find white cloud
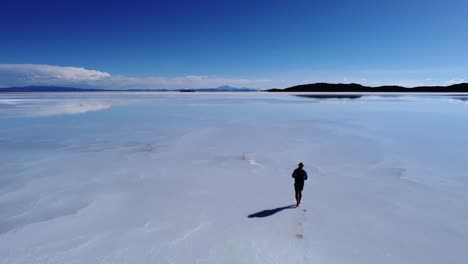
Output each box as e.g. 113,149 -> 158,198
100,75 -> 270,89
445,77 -> 468,85
0,64 -> 270,89
0,64 -> 111,83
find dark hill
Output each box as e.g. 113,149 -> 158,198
267,83 -> 468,93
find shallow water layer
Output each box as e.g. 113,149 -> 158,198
1,92 -> 468,264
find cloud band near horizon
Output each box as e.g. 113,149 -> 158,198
1,64 -> 467,90
0,64 -> 271,90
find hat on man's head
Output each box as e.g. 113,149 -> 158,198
298,162 -> 304,167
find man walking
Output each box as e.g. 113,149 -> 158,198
292,162 -> 308,207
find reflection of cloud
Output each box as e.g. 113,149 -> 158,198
1,99 -> 113,116
34,101 -> 113,116
0,99 -> 24,105
0,64 -> 270,89
450,98 -> 468,104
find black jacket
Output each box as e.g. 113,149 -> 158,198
292,168 -> 308,183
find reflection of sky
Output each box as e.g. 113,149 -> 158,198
2,93 -> 468,155
1,93 -> 468,262
2,92 -> 468,117
2,92 -> 468,176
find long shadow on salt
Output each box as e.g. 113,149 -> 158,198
247,204 -> 296,218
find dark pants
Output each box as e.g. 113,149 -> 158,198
294,182 -> 304,206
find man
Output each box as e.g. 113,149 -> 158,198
292,162 -> 308,207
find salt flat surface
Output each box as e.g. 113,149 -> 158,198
1,92 -> 468,263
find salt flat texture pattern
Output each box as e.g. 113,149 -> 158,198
1,92 -> 468,264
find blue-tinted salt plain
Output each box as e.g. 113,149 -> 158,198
1,92 -> 468,264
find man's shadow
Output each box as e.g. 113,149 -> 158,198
247,204 -> 296,218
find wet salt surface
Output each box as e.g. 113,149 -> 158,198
1,92 -> 468,264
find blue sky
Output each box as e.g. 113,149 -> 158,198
1,0 -> 467,89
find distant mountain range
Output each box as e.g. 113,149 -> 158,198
267,83 -> 468,93
0,85 -> 259,92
